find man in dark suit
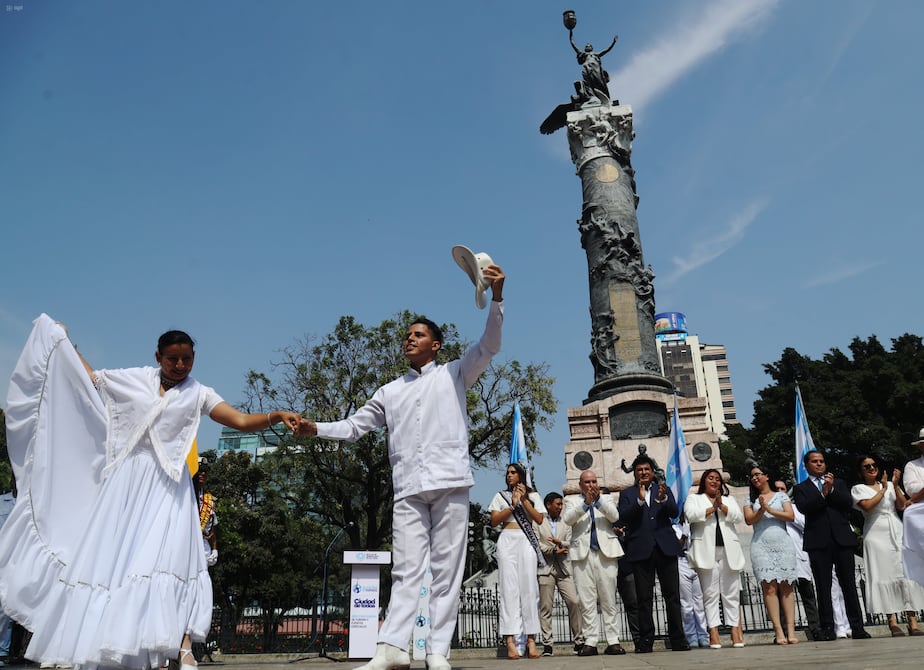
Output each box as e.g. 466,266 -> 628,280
617,454 -> 689,653
792,450 -> 870,641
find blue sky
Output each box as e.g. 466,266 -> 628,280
2,1 -> 921,509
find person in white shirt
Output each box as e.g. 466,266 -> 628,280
298,265 -> 505,670
902,429 -> 924,590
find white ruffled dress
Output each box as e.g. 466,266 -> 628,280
0,315 -> 221,669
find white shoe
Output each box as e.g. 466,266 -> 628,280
425,654 -> 451,670
354,644 -> 410,670
179,648 -> 198,670
836,632 -> 848,639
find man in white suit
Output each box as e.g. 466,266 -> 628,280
561,470 -> 625,656
537,492 -> 584,656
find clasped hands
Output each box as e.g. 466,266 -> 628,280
638,481 -> 668,503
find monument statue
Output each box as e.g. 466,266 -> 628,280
541,11 -> 671,403
570,33 -> 618,103
540,10 -> 619,135
546,12 -> 724,495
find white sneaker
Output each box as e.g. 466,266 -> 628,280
354,644 -> 410,670
425,654 -> 451,670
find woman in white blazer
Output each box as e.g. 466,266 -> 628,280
684,469 -> 745,648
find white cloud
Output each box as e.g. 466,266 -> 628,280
804,260 -> 883,289
610,0 -> 780,115
662,198 -> 767,284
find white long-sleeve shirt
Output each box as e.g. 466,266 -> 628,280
905,456 -> 924,498
315,301 -> 503,500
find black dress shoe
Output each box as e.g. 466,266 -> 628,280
576,645 -> 598,656
634,645 -> 653,654
851,629 -> 872,639
603,644 -> 626,655
670,640 -> 691,651
541,645 -> 553,657
817,629 -> 837,641
573,643 -> 583,653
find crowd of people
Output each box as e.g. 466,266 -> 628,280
489,438 -> 924,657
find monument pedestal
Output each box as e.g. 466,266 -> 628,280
563,393 -> 723,495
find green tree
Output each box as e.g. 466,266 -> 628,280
208,450 -> 328,652
731,334 -> 924,484
240,311 -> 557,553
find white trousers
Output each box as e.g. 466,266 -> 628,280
694,547 -> 740,627
378,487 -> 469,656
571,550 -> 620,646
496,531 -> 540,636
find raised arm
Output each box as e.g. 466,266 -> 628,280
569,30 -> 580,55
598,35 -> 619,57
459,265 -> 505,388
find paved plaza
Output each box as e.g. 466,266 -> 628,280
4,627 -> 916,670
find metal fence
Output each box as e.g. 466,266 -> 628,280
206,566 -> 908,655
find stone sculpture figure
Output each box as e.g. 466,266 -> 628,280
570,33 -> 619,104
539,14 -> 619,135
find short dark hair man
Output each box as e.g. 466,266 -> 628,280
616,455 -> 689,653
299,265 -> 506,670
536,492 -> 584,656
792,450 -> 870,640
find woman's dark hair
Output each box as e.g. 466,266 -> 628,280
696,468 -> 729,496
855,454 -> 882,483
748,464 -> 772,502
506,462 -> 533,492
157,330 -> 195,354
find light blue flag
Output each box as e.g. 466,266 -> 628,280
795,384 -> 817,484
666,395 -> 693,521
508,401 -> 532,488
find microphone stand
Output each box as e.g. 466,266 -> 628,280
291,524 -> 352,663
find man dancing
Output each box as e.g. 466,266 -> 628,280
298,265 -> 506,670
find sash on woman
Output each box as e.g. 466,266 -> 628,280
501,491 -> 546,568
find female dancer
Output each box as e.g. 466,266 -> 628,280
0,316 -> 301,670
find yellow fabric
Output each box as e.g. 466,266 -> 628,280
187,438 -> 199,477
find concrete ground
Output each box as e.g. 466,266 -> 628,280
4,626 -> 919,670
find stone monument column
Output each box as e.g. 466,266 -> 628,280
566,104 -> 673,403
541,11 -> 723,494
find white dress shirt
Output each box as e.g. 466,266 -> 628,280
316,301 -> 503,500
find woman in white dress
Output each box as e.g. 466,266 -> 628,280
851,455 -> 924,636
0,316 -> 301,670
488,463 -> 545,659
683,469 -> 746,649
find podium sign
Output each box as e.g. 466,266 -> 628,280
344,551 -> 392,659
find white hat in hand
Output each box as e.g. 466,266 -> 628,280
451,245 -> 494,309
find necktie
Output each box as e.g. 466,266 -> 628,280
816,477 -> 824,492
589,504 -> 600,551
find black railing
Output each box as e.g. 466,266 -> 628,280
205,566 -> 909,654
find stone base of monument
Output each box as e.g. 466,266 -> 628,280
562,392 -> 723,495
